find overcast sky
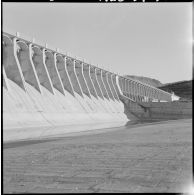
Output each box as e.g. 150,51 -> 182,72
3,3 -> 193,83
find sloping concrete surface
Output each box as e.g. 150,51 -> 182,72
3,78 -> 127,142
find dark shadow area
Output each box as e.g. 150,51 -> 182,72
3,138 -> 60,149
125,118 -> 179,127
3,126 -> 128,149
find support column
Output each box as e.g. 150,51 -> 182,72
135,82 -> 139,101
44,50 -> 65,95
126,79 -> 130,98
66,57 -> 83,97
152,88 -> 155,101
148,87 -> 150,101
123,78 -> 126,97
118,77 -> 123,94
132,81 -> 136,101
123,78 -> 126,96
125,79 -> 130,98
3,35 -> 26,91
150,88 -> 153,102
116,75 -> 123,95
106,72 -> 116,100
128,80 -> 133,100
122,78 -> 125,96
151,88 -> 154,102
16,41 -> 41,93
143,86 -> 147,102
140,84 -> 143,102
148,87 -> 151,102
75,60 -> 91,98
107,72 -> 118,100
90,66 -> 104,99
31,45 -> 54,94
111,74 -> 121,99
131,81 -> 136,101
56,55 -> 75,96
96,68 -> 109,99
141,85 -> 145,102
146,86 -> 149,102
122,78 -> 125,95
102,70 -> 114,100
140,84 -> 144,102
150,88 -> 153,101
83,63 -> 98,99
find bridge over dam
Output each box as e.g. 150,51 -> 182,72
3,32 -> 191,142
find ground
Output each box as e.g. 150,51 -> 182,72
3,119 -> 193,193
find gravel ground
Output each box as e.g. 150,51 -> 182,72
3,119 -> 193,193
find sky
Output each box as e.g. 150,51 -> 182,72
3,2 -> 193,84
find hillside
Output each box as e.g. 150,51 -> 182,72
158,80 -> 192,100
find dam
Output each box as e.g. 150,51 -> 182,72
3,32 -> 179,142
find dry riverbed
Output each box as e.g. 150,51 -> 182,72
3,119 -> 192,193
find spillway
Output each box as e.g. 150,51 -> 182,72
3,32 -> 174,142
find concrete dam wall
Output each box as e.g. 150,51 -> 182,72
120,96 -> 192,123
3,32 -> 173,142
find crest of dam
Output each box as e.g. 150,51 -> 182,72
3,32 -> 190,142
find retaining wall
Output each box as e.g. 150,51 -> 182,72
141,101 -> 192,120
121,95 -> 192,122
